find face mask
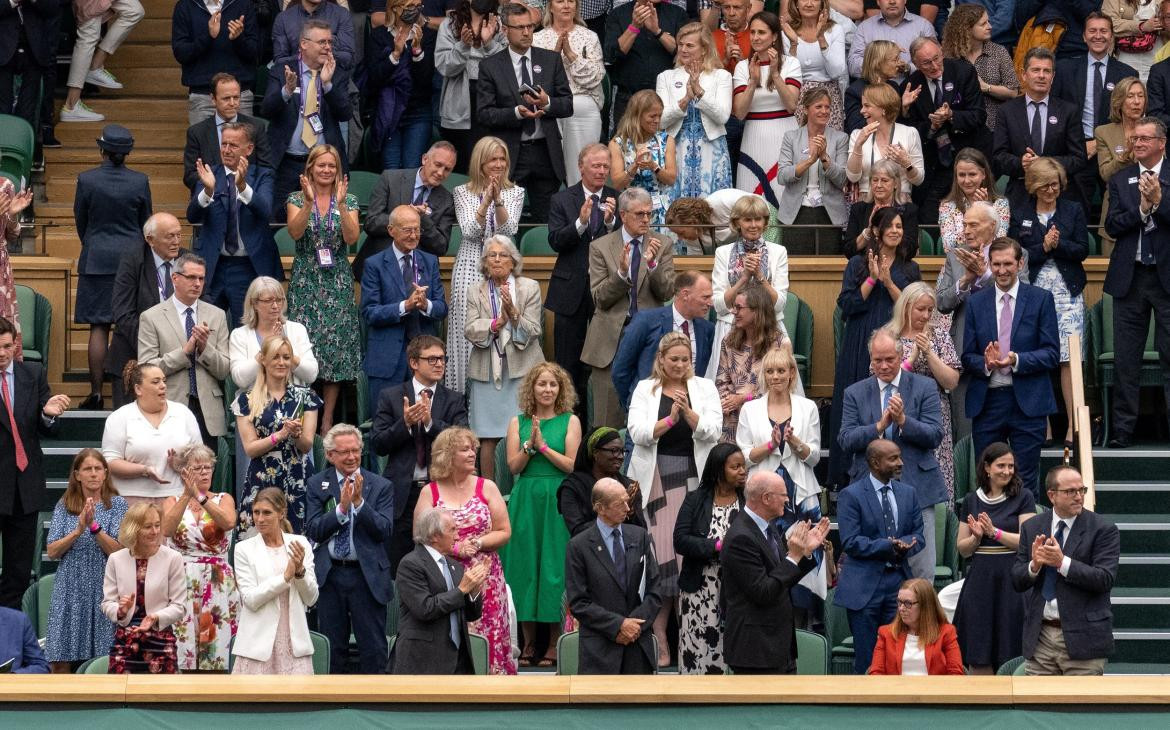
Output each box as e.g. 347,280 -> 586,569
400,6 -> 421,23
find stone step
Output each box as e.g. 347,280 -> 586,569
47,161 -> 186,182
126,18 -> 174,43
1094,482 -> 1170,515
44,147 -> 185,165
142,0 -> 181,19
55,98 -> 190,123
104,43 -> 178,69
52,119 -> 189,148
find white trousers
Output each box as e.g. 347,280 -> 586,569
67,0 -> 145,89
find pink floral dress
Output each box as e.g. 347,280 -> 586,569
0,177 -> 24,359
169,493 -> 240,670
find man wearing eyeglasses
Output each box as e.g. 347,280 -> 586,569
1012,465 -> 1119,675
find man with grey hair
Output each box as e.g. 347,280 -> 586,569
582,186 -> 675,428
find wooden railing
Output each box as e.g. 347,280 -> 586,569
1068,334 -> 1096,511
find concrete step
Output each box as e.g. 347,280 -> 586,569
1094,482 -> 1170,515
48,161 -> 185,181
44,147 -> 185,165
125,18 -> 174,43
142,0 -> 180,19
47,410 -> 111,443
52,119 -> 189,148
1113,588 -> 1170,629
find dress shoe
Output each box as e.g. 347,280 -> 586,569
1107,437 -> 1132,449
79,392 -> 103,410
41,130 -> 62,148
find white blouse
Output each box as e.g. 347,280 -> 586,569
901,634 -> 928,676
845,123 -> 925,196
533,24 -> 605,111
101,400 -> 203,498
732,55 -> 803,118
782,24 -> 848,85
229,321 -> 319,389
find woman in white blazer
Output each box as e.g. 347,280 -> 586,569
845,82 -> 925,198
228,276 -> 319,389
627,332 -> 722,667
656,22 -> 734,200
231,487 -> 319,675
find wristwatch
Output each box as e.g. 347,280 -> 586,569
654,28 -> 666,38
522,440 -> 537,455
198,495 -> 209,506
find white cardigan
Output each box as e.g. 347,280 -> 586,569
735,393 -> 822,504
656,67 -> 733,140
627,376 -> 723,509
231,533 -> 319,662
710,240 -> 790,328
228,321 -> 319,389
845,122 -> 925,196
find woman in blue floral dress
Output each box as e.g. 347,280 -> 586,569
609,89 -> 678,229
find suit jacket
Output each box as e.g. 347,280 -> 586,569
0,606 -> 48,672
736,394 -> 821,500
231,533 -> 319,662
674,487 -> 744,594
392,543 -> 482,674
557,471 -> 646,537
260,62 -> 351,168
546,182 -> 621,317
370,379 -> 468,518
105,244 -> 189,378
1104,159 -> 1170,298
74,162 -> 153,276
1008,197 -> 1089,297
1052,55 -> 1138,134
867,623 -> 964,675
611,305 -> 714,411
137,298 -> 231,436
582,228 -> 675,368
564,522 -> 661,674
1148,57 -> 1170,129
1011,509 -> 1120,661
181,113 -> 272,191
476,46 -> 574,183
961,282 -> 1060,419
0,360 -> 57,516
838,373 -> 947,509
359,168 -> 456,272
101,546 -> 187,629
902,58 -> 990,169
303,467 -> 395,605
187,163 -> 284,287
0,0 -> 56,66
360,246 -> 448,381
719,509 -> 817,671
833,475 -> 924,611
992,95 -> 1086,209
775,125 -> 849,225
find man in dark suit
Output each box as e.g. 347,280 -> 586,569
1103,116 -> 1170,449
0,316 -> 69,608
833,440 -> 925,674
360,206 -> 448,408
721,471 -> 827,675
962,237 -> 1060,496
182,73 -> 272,191
838,329 -> 945,582
564,478 -> 661,674
261,19 -> 350,223
476,2 -> 573,224
1012,465 -> 1120,675
993,47 -> 1087,216
304,423 -> 395,674
370,335 -> 469,576
1147,25 -> 1170,127
0,0 -> 56,132
612,271 -> 715,412
106,213 -> 187,408
188,122 -> 284,327
357,141 -> 457,278
0,606 -> 48,672
547,142 -> 621,421
902,37 -> 987,224
391,508 -> 486,674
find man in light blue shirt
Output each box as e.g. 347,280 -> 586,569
848,0 -> 936,81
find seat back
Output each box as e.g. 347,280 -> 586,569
953,434 -> 975,504
346,170 -> 380,214
1101,293 -> 1156,355
996,655 -> 1026,675
918,228 -> 935,256
81,655 -> 110,673
556,630 -> 580,675
783,293 -> 814,385
20,573 -> 54,638
310,630 -> 331,674
14,284 -> 51,363
494,438 -> 514,499
447,225 -> 463,256
275,227 -> 296,257
795,629 -> 830,675
443,172 -> 470,192
469,632 -> 489,675
520,225 -> 554,255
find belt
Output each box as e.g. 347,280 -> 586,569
333,558 -> 361,567
286,152 -> 310,161
1042,618 -> 1062,628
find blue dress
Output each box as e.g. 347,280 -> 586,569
616,131 -> 672,227
45,496 -> 128,662
671,103 -> 732,201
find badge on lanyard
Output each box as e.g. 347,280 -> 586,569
316,247 -> 335,268
306,112 -> 324,135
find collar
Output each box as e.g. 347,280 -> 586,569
215,113 -> 235,127
1140,158 -> 1165,177
508,47 -> 531,66
393,243 -> 416,261
414,169 -> 427,191
2,362 -> 12,380
1050,511 -> 1078,535
877,11 -> 908,26
869,474 -> 891,492
997,278 -> 1020,302
412,378 -> 436,397
743,505 -> 771,536
1088,52 -> 1108,67
878,370 -> 903,390
173,297 -> 198,319
672,304 -> 687,328
151,250 -> 169,271
622,227 -> 643,245
582,182 -> 603,199
1026,94 -> 1050,107
423,543 -> 445,563
596,516 -> 620,538
335,468 -> 358,485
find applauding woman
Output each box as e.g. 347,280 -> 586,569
782,0 -> 847,129
846,84 -> 924,199
558,427 -> 646,536
715,286 -> 787,442
937,149 -> 1007,253
609,90 -> 678,228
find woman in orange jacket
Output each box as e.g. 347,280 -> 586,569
867,578 -> 965,675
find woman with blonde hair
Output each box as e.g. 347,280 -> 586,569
609,89 -> 679,228
229,276 -> 318,389
448,136 -> 526,393
782,0 -> 846,129
844,40 -> 902,134
868,578 -> 964,675
846,83 -> 924,199
1095,77 -> 1147,254
286,144 -> 361,434
940,4 -> 1018,133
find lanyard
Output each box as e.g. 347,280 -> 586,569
487,280 -> 506,360
310,195 -> 337,246
298,57 -> 324,114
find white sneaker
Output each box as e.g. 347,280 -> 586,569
85,68 -> 123,89
60,102 -> 105,122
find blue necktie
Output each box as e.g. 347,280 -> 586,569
439,557 -> 461,647
184,307 -> 198,396
765,524 -> 782,560
333,476 -> 353,558
881,383 -> 896,439
589,194 -> 602,234
880,486 -> 897,538
629,238 -> 641,316
225,171 -> 240,255
161,261 -> 173,300
1040,520 -> 1068,601
611,526 -> 627,587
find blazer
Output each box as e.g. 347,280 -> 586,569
838,373 -> 947,509
181,112 -> 272,190
546,182 -> 621,318
391,543 -> 482,674
370,380 -> 468,518
0,606 -> 48,673
231,533 -> 319,662
1104,159 -> 1170,298
776,125 -> 850,226
1052,55 -> 1138,133
626,376 -> 723,510
360,246 -> 448,380
961,282 -> 1060,419
564,522 -> 662,674
303,467 -> 395,605
0,360 -> 56,516
719,508 -> 817,671
101,546 -> 187,629
673,487 -> 744,594
833,475 -> 924,611
359,168 -> 456,270
465,276 -> 544,384
611,305 -> 715,412
845,123 -> 925,196
866,623 -> 965,675
74,162 -> 153,276
736,394 -> 821,501
0,0 -> 55,67
137,298 -> 232,436
557,471 -> 646,537
992,95 -> 1086,206
476,45 -> 574,183
902,58 -> 990,169
1148,57 -> 1170,130
710,240 -> 790,334
187,163 -> 285,289
1011,508 -> 1120,661
228,321 -> 318,388
106,245 -> 189,378
656,67 -> 733,140
260,62 -> 351,169
1008,197 -> 1089,297
581,228 -> 675,368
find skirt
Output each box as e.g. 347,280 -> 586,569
468,373 -> 521,439
108,625 -> 178,674
1033,261 -> 1084,363
645,452 -> 697,598
736,115 -> 800,206
75,274 -> 115,324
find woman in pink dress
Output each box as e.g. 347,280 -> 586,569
415,426 -> 516,675
0,178 -> 32,358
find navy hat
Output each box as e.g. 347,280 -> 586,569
96,124 -> 134,154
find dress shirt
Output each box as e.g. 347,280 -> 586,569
742,505 -> 800,565
214,113 -> 234,148
574,183 -> 608,235
875,370 -> 903,437
900,635 -> 928,675
1138,157 -> 1165,262
1083,53 -> 1109,140
412,170 -> 431,207
988,279 -> 1021,388
394,245 -> 434,317
411,376 -> 436,480
848,12 -> 936,81
329,469 -> 365,559
151,251 -> 171,302
173,297 -> 201,325
282,60 -> 334,155
671,304 -> 696,367
509,47 -> 547,140
1025,95 -> 1050,152
197,168 -> 253,256
1027,511 -> 1077,621
868,473 -> 900,528
620,226 -> 657,283
596,517 -> 624,558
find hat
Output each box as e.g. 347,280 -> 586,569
96,124 -> 134,154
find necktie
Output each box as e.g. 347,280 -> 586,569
2,372 -> 28,471
1092,61 -> 1104,123
520,56 -> 536,137
629,237 -> 641,316
415,388 -> 431,469
589,193 -> 601,233
680,320 -> 690,337
1040,520 -> 1068,601
765,524 -> 782,560
413,185 -> 427,206
998,293 -> 1013,374
880,486 -> 897,537
933,79 -> 942,108
401,252 -> 414,290
611,526 -> 627,587
161,261 -> 173,300
225,171 -> 240,255
438,557 -> 461,647
333,476 -> 353,558
881,382 -> 896,439
1141,174 -> 1157,264
184,307 -> 198,396
1030,101 -> 1044,152
300,68 -> 320,149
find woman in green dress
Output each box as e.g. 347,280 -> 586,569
285,144 -> 361,434
502,361 -> 582,668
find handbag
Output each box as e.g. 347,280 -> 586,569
1117,32 -> 1158,53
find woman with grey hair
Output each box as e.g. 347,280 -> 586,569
465,235 -> 544,481
229,276 -> 319,389
842,159 -> 920,259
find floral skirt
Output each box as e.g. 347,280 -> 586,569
108,626 -> 177,674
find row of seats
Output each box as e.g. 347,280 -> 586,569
0,114 -> 35,190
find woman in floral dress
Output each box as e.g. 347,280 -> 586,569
715,286 -> 786,443
0,178 -> 31,357
609,89 -> 678,229
937,149 -> 1008,254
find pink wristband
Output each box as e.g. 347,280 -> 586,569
627,23 -> 640,34
901,359 -> 912,371
743,392 -> 754,403
865,276 -> 877,287
270,434 -> 278,445
664,416 -> 675,428
766,440 -> 775,451
539,444 -> 550,454
994,528 -> 1002,542
715,539 -> 723,552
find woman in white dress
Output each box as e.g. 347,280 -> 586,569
782,0 -> 848,130
845,82 -> 925,199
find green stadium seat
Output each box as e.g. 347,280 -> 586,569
557,630 -> 658,674
953,434 -> 975,504
80,655 -> 109,673
918,228 -> 935,256
934,504 -> 959,590
311,630 -> 331,674
494,438 -> 513,500
795,629 -> 830,675
447,224 -> 462,256
783,293 -> 814,387
346,170 -> 380,215
275,226 -> 296,257
20,573 -> 54,639
14,284 -> 51,364
1086,229 -> 1100,256
996,655 -> 1026,675
443,172 -> 470,193
469,632 -> 489,675
520,225 -> 554,255
0,114 -> 35,186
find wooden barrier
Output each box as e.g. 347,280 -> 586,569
1068,334 -> 1096,510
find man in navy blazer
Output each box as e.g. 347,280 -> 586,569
612,271 -> 715,412
1102,116 -> 1170,448
962,237 -> 1060,497
838,329 -> 944,582
833,440 -> 924,675
360,206 -> 448,409
188,122 -> 283,327
304,424 -> 395,674
0,606 -> 48,673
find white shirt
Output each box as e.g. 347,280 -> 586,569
394,245 -> 434,317
411,377 -> 437,480
101,400 -> 203,498
742,505 -> 799,566
1138,157 -> 1164,262
900,634 -> 928,675
173,297 -> 201,327
989,279 -> 1021,388
151,251 -> 172,302
328,469 -> 364,559
214,113 -> 235,148
196,168 -> 254,257
574,183 -> 608,235
1028,511 -> 1077,621
509,47 -> 545,140
876,370 -> 903,437
672,304 -> 696,367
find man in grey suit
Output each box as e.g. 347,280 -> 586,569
137,253 -> 231,448
181,73 -> 272,191
564,478 -> 661,674
775,88 -> 849,255
391,508 -> 486,674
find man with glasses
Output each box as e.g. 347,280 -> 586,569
1012,465 -> 1120,675
271,0 -> 356,70
372,335 -> 468,575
